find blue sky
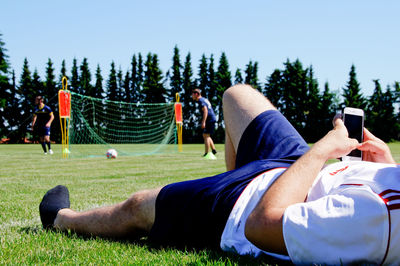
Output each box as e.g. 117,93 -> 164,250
1,0 -> 399,97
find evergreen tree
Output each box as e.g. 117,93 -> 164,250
181,52 -> 197,142
214,52 -> 232,142
244,61 -> 253,85
117,67 -> 124,101
394,81 -> 400,101
143,53 -> 165,103
182,52 -> 194,104
32,69 -> 44,98
197,54 -> 208,94
137,53 -> 144,102
382,85 -> 399,141
215,52 -> 232,99
18,58 -> 34,142
107,61 -> 118,101
44,59 -> 57,101
59,60 -> 68,88
319,82 -> 337,136
164,69 -> 171,98
244,61 -> 259,90
0,33 -> 11,138
207,54 -> 217,105
367,80 -> 398,141
394,81 -> 400,140
252,62 -> 260,90
342,64 -> 366,109
170,45 -> 182,101
44,58 -> 60,142
281,59 -> 309,134
130,53 -> 145,102
264,69 -> 284,109
103,61 -> 119,140
7,70 -> 21,142
79,58 -> 92,96
303,66 -> 323,142
366,79 -> 383,135
70,58 -> 79,93
123,70 -> 131,102
130,54 -> 139,102
234,68 -> 243,84
94,64 -> 104,98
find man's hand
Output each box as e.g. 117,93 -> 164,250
313,118 -> 360,161
201,121 -> 206,129
358,128 -> 395,164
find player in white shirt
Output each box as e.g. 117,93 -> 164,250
39,84 -> 398,265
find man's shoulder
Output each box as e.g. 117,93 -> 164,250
199,97 -> 211,106
43,105 -> 53,112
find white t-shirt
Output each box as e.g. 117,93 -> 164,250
220,161 -> 400,265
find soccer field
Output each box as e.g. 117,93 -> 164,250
0,144 -> 274,265
1,143 -> 399,264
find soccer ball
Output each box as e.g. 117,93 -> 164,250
106,149 -> 118,159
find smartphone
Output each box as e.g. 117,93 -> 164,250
342,107 -> 364,161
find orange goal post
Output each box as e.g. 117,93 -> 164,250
174,93 -> 183,152
58,76 -> 71,158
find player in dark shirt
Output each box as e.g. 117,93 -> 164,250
191,89 -> 217,157
32,96 -> 54,154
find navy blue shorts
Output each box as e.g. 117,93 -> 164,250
36,126 -> 51,137
203,120 -> 216,135
148,110 -> 309,249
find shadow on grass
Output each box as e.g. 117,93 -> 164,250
20,226 -> 293,265
19,225 -> 41,235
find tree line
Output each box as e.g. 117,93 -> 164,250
0,33 -> 399,144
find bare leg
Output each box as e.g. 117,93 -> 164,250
44,135 -> 50,143
44,135 -> 52,153
225,131 -> 236,171
222,84 -> 277,170
39,136 -> 47,153
54,188 -> 161,239
203,133 -> 211,154
209,137 -> 216,151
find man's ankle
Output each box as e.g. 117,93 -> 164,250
53,208 -> 72,230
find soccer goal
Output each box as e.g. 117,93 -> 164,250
67,91 -> 178,158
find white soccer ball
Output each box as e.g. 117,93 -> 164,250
106,148 -> 118,159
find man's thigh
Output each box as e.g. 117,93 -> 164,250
203,121 -> 215,135
235,110 -> 309,168
223,84 -> 276,152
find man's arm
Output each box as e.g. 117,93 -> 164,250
201,106 -> 208,129
32,115 -> 37,129
46,112 -> 54,128
245,119 -> 359,254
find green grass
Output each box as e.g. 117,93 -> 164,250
0,144 -> 283,265
1,143 -> 399,265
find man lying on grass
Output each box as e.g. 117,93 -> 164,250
39,84 -> 399,265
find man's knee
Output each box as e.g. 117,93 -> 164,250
203,133 -> 210,139
121,189 -> 159,232
223,84 -> 255,106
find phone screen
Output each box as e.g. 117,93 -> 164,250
344,114 -> 363,157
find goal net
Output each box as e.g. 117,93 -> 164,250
68,92 -> 178,158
